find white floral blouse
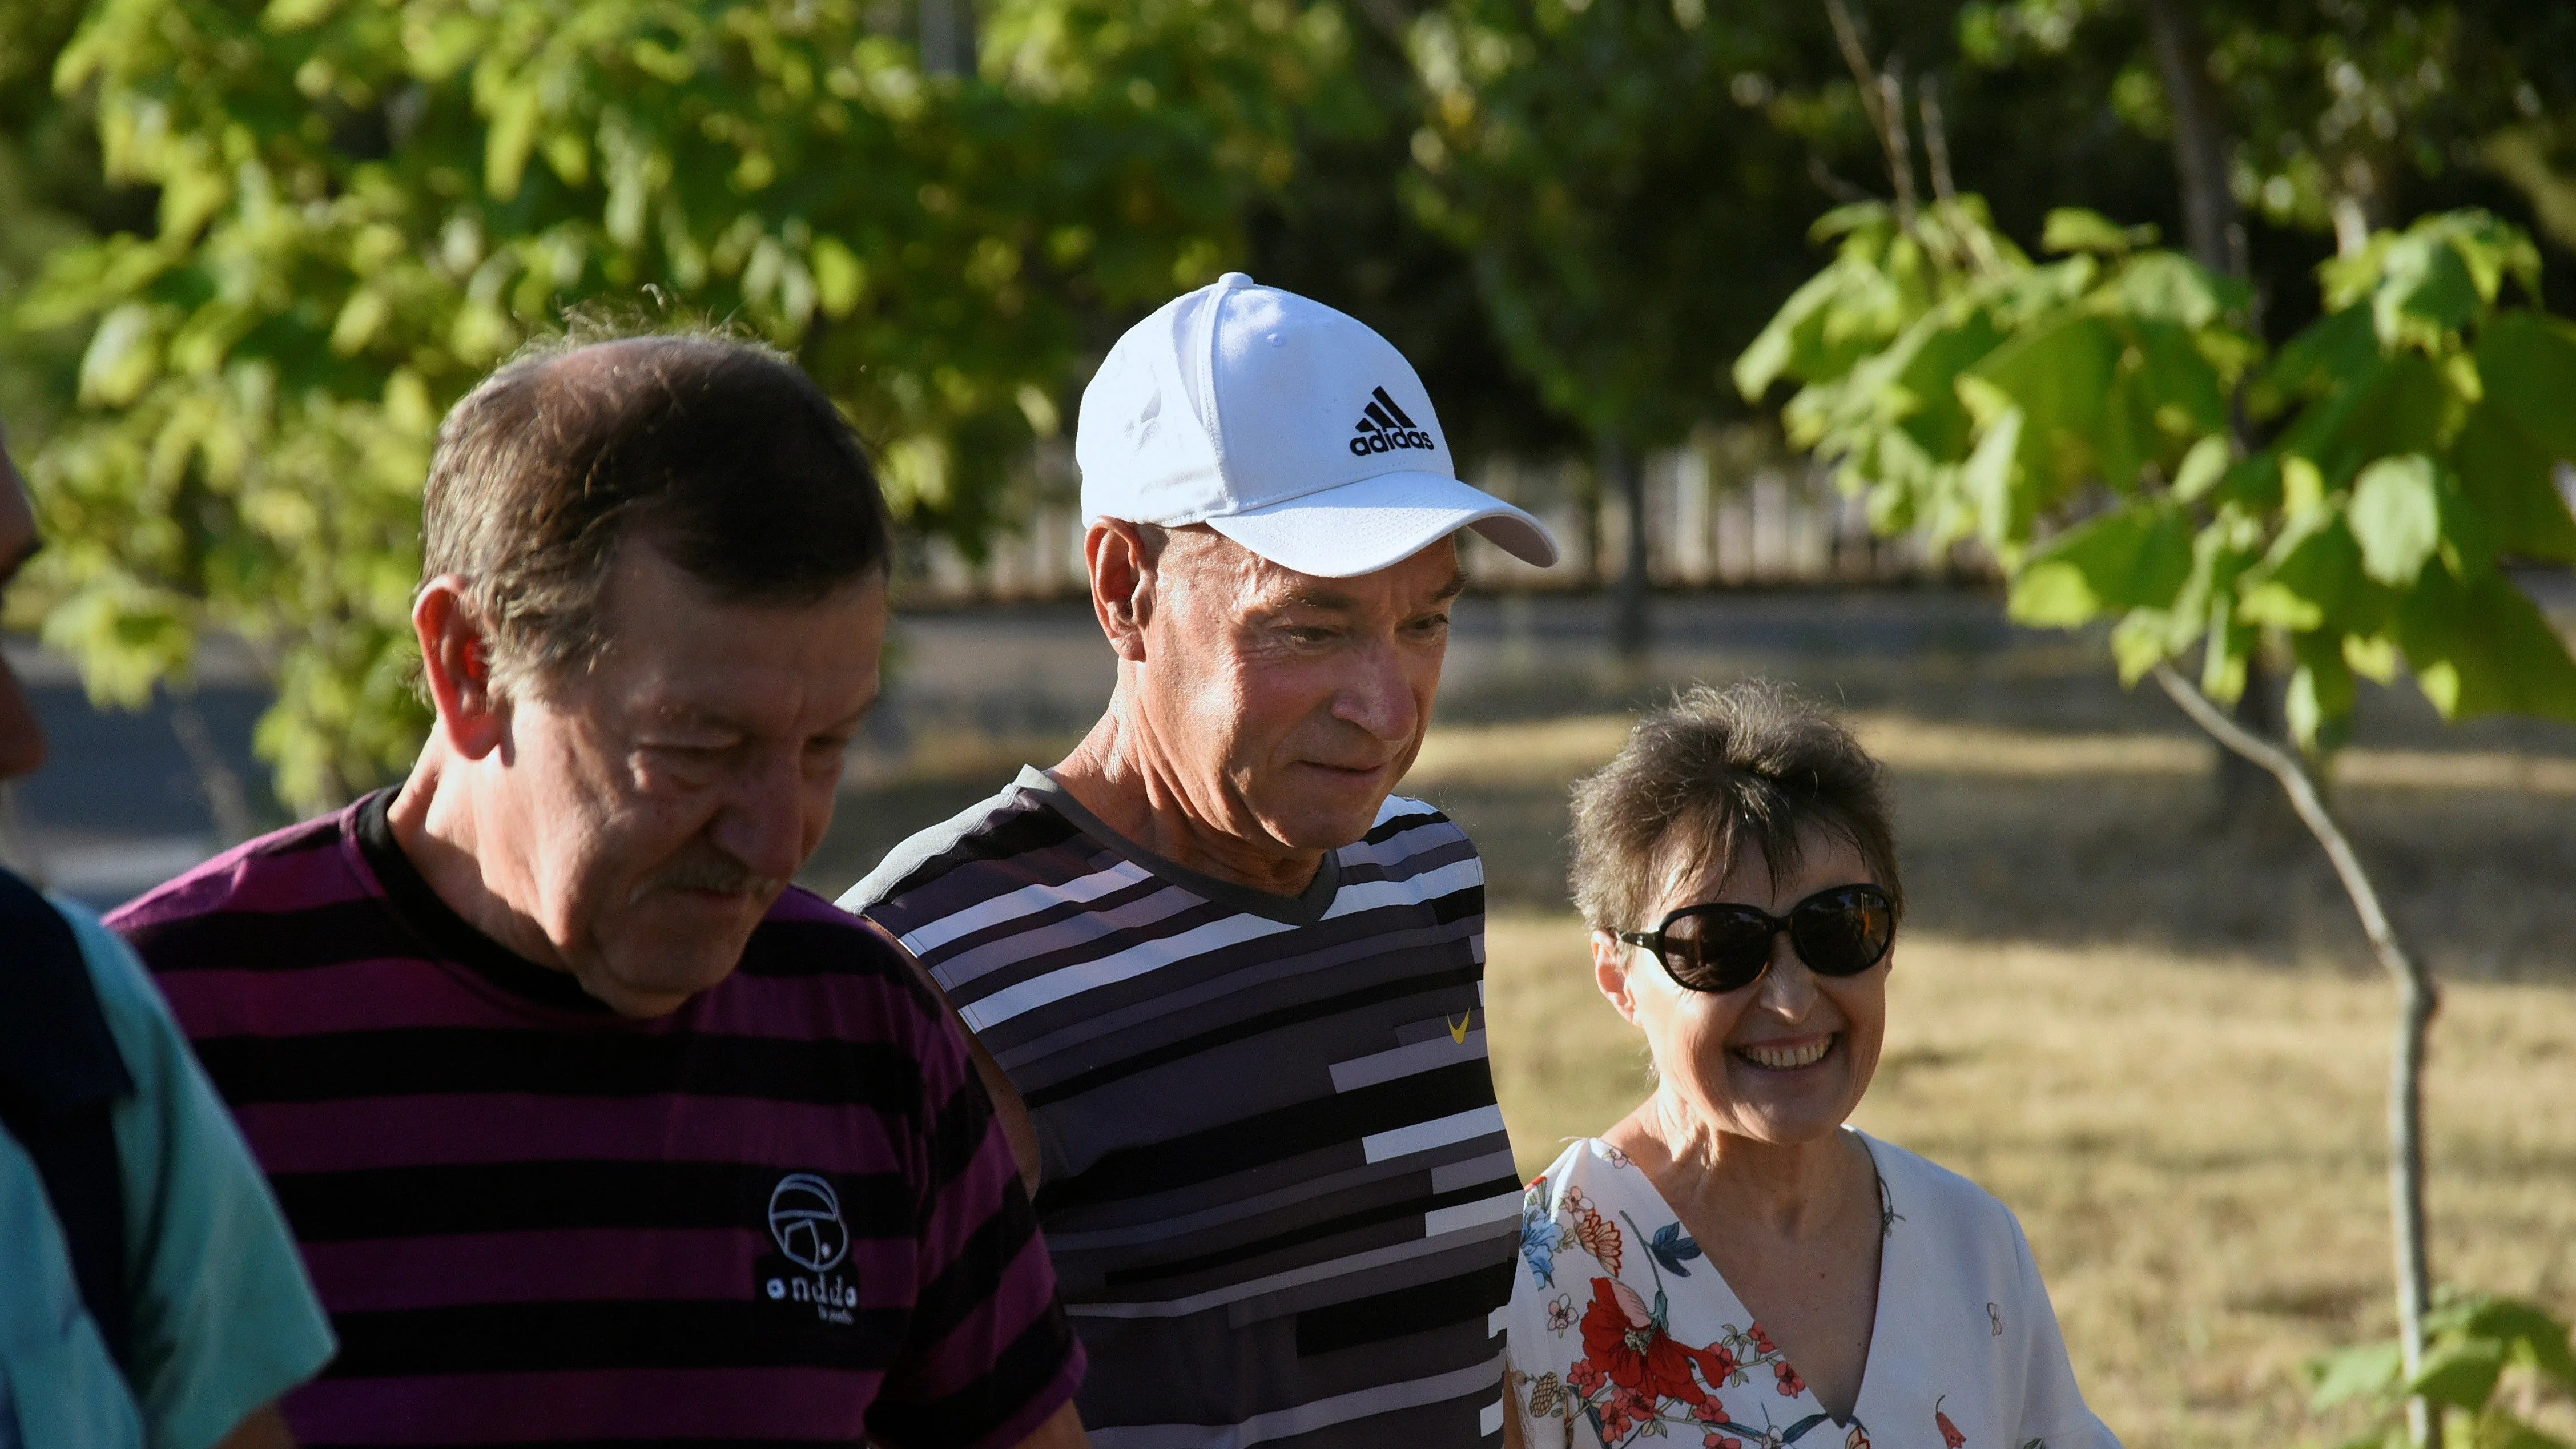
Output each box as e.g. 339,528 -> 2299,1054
1504,1133 -> 2120,1449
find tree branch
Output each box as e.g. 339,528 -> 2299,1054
1822,0 -> 1915,227
2152,661 -> 2436,1447
1918,74 -> 1956,204
1806,154 -> 1875,206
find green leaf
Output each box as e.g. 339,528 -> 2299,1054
2468,1410 -> 2573,1449
2309,1339 -> 2406,1411
2349,456 -> 2443,586
2372,232 -> 2484,352
2396,569 -> 2576,722
2172,434 -> 2230,501
2114,253 -> 2237,332
2009,503 -> 2193,626
2460,1299 -> 2576,1389
2266,307 -> 2382,406
1962,313 -> 2120,504
2287,633 -> 2357,751
261,0 -> 340,31
1960,403 -> 2025,549
2126,319 -> 2229,445
329,289 -> 391,356
2275,352 -> 2450,489
1734,255 -> 1894,400
2346,634 -> 2401,683
2456,312 -> 2576,564
484,83 -> 542,201
810,238 -> 866,318
2241,509 -> 2375,638
2110,609 -> 2179,683
77,302 -> 160,406
1809,201 -> 1897,242
2411,1339 -> 2509,1411
2203,591 -> 2248,704
1889,311 -> 2009,462
2042,208 -> 2153,256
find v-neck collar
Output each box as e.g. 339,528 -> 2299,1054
1611,1127 -> 1898,1432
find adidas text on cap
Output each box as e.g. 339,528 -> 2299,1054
1075,272 -> 1560,579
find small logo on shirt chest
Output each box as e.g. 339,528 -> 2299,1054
758,1172 -> 860,1326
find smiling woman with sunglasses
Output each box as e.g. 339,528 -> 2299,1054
1501,682 -> 2118,1449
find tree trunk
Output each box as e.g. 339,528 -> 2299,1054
919,0 -> 975,76
1606,437 -> 1651,659
2154,664 -> 2435,1448
2143,0 -> 2300,837
2141,0 -> 2243,277
2218,663 -> 2293,837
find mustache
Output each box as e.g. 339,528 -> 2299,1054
630,850 -> 783,905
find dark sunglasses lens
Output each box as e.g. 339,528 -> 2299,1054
1790,889 -> 1894,976
1661,909 -> 1774,992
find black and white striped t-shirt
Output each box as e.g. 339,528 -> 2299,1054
842,767 -> 1519,1448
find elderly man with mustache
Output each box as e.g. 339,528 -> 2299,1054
110,333 -> 1089,1449
843,273 -> 1560,1447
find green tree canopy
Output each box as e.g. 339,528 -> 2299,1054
10,0 -> 1357,807
10,0 -> 2576,808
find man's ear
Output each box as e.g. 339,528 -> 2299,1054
414,575 -> 509,760
1085,520 -> 1158,665
1592,929 -> 1643,1027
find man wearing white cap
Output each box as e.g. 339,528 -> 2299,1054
841,273 -> 1557,1446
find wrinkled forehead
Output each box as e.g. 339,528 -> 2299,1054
573,545 -> 887,722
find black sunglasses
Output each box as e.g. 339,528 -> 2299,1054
1617,883 -> 1895,994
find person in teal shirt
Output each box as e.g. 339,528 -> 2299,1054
1,428 -> 336,1447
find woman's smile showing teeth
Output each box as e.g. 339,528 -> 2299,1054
1733,1035 -> 1836,1071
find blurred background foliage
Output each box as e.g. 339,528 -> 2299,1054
5,0 -> 2576,808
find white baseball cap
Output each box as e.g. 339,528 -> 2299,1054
1075,272 -> 1559,578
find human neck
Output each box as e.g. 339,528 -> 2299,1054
1617,1086 -> 1868,1241
1048,685 -> 1325,899
385,743 -> 573,973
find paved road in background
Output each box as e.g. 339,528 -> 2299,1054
12,577 -> 2572,911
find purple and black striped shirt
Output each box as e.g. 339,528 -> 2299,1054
108,792 -> 1082,1449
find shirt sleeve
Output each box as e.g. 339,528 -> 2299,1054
866,1004 -> 1084,1449
63,904 -> 337,1449
2005,1209 -> 2122,1449
1503,1175 -> 1585,1449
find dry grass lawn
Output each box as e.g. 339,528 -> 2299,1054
1484,914 -> 2576,1449
817,702 -> 2576,1448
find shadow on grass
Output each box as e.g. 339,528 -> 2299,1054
808,748 -> 2576,982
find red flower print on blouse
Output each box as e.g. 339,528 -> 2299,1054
1747,1324 -> 1776,1355
1597,1384 -> 1658,1440
1577,1278 -> 1739,1410
1773,1361 -> 1806,1397
1936,1395 -> 1967,1449
1704,1436 -> 1743,1449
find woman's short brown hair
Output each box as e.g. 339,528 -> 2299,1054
1568,680 -> 1902,934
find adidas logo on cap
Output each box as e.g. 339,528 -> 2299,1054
1347,386 -> 1437,457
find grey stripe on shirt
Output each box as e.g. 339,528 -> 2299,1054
843,768 -> 1516,1443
